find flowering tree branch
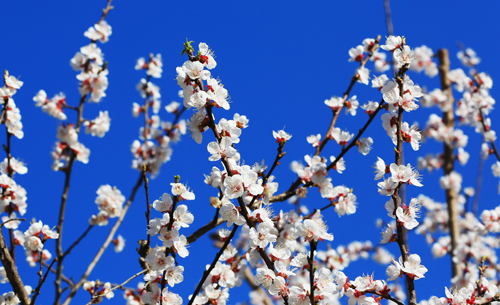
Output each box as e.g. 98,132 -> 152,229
85,269 -> 147,305
478,109 -> 500,162
269,98 -> 386,204
0,229 -> 30,305
187,224 -> 239,305
315,35 -> 382,156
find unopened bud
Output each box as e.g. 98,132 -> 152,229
210,197 -> 222,208
296,187 -> 308,199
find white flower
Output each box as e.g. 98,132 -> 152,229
153,193 -> 173,212
84,111 -> 110,137
182,60 -> 210,80
170,183 -> 195,200
356,66 -> 370,85
220,202 -> 246,227
393,45 -> 414,66
273,130 -> 292,144
84,20 -> 112,43
439,171 -> 462,193
254,268 -> 275,288
198,43 -> 217,70
223,175 -> 244,199
380,35 -> 402,52
0,158 -> 27,175
395,198 -> 421,230
390,163 -> 422,187
400,254 -> 427,279
358,137 -> 373,155
386,260 -> 402,281
113,235 -> 125,253
298,217 -> 333,242
373,157 -> 388,180
173,205 -> 194,228
207,137 -> 237,161
249,222 -> 277,249
95,185 -> 125,218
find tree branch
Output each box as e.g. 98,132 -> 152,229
437,48 -> 461,278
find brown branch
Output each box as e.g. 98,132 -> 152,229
62,174 -> 144,305
327,99 -> 386,171
2,93 -> 21,265
42,261 -> 74,286
187,225 -> 239,305
437,49 -> 461,278
308,241 -> 317,305
370,291 -> 404,305
478,109 -> 500,162
186,215 -> 223,244
303,202 -> 333,219
391,59 -> 417,305
0,218 -> 25,228
98,0 -> 114,23
142,166 -> 151,247
0,229 -> 31,305
315,108 -> 342,156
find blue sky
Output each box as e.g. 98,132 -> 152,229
1,1 -> 500,304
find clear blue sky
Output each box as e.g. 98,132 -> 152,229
1,1 -> 500,304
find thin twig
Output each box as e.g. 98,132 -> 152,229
99,0 -> 114,23
31,257 -> 57,305
86,270 -> 147,305
186,215 -> 223,244
42,261 -> 74,286
270,99 -> 386,204
478,109 -> 500,162
0,218 -> 25,228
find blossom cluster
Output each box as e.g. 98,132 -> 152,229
0,72 -> 24,139
2,14 -> 500,305
34,20 -> 113,172
131,54 -> 187,178
89,185 -> 126,226
139,182 -> 195,305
